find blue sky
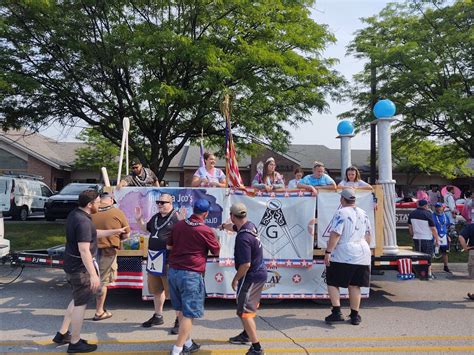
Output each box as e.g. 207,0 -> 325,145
43,0 -> 397,149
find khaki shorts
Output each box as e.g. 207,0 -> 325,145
147,273 -> 169,297
98,252 -> 118,286
468,250 -> 474,279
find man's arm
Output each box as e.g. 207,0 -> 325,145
232,263 -> 251,291
324,231 -> 341,266
78,242 -> 100,292
297,182 -> 317,194
408,224 -> 413,236
430,226 -> 440,246
459,235 -> 473,250
97,227 -> 127,238
134,207 -> 148,232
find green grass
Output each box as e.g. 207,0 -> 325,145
4,222 -> 66,251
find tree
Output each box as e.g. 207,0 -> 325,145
74,128 -> 119,174
392,139 -> 472,185
340,0 -> 473,158
0,0 -> 343,179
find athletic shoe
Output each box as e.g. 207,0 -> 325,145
246,345 -> 265,355
170,317 -> 180,334
52,331 -> 71,344
67,339 -> 97,353
229,331 -> 250,344
350,314 -> 362,325
142,314 -> 164,328
443,266 -> 452,273
183,340 -> 201,353
168,350 -> 190,355
325,311 -> 344,323
428,274 -> 436,280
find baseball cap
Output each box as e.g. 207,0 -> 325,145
434,202 -> 444,208
193,199 -> 210,214
340,189 -> 356,201
418,199 -> 428,207
230,203 -> 247,218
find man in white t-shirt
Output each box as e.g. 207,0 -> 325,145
324,189 -> 371,326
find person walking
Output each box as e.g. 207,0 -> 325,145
91,192 -> 130,321
225,203 -> 267,355
432,202 -> 452,273
167,199 -> 220,355
408,200 -> 440,280
52,190 -> 127,353
135,193 -> 181,333
324,189 -> 372,326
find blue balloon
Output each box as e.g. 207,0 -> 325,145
337,120 -> 354,135
373,99 -> 396,118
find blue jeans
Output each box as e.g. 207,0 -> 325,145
168,268 -> 205,319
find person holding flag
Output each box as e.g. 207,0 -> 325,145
191,152 -> 227,188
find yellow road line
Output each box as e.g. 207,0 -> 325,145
1,336 -> 474,347
7,346 -> 474,354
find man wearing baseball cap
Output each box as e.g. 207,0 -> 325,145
324,189 -> 372,326
432,202 -> 452,273
226,203 -> 267,355
167,199 -> 220,355
408,199 -> 440,280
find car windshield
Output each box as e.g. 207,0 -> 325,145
59,185 -> 98,195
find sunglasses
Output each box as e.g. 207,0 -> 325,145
156,201 -> 171,205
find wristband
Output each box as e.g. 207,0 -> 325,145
325,250 -> 332,254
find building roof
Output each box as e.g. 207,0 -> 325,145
0,129 -> 86,170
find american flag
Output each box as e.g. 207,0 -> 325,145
108,256 -> 143,289
222,95 -> 244,187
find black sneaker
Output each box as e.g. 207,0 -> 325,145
168,350 -> 190,355
444,266 -> 452,273
246,345 -> 265,355
67,339 -> 97,353
229,331 -> 250,344
325,311 -> 344,324
350,314 -> 362,325
183,340 -> 201,353
142,314 -> 164,328
170,317 -> 180,334
52,331 -> 71,344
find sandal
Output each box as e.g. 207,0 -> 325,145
92,310 -> 113,321
468,293 -> 474,300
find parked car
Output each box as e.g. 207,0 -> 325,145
44,183 -> 102,221
0,174 -> 54,221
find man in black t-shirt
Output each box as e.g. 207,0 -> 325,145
459,223 -> 474,300
135,193 -> 181,332
52,190 -> 127,353
224,203 -> 267,355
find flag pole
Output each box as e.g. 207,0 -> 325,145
222,95 -> 230,185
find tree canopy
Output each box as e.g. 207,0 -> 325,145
74,128 -> 119,174
341,0 -> 473,159
0,0 -> 343,178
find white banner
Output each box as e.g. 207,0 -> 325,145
317,190 -> 376,249
205,259 -> 369,299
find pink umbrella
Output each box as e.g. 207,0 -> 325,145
441,185 -> 462,199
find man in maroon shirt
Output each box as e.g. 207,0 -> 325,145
167,199 -> 220,355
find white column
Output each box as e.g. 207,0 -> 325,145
337,134 -> 354,180
377,118 -> 398,255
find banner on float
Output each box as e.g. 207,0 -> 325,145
205,259 -> 369,299
115,188 -> 316,268
317,190 -> 376,249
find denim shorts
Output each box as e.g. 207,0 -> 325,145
167,267 -> 205,319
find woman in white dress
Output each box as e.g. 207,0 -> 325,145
191,152 -> 227,187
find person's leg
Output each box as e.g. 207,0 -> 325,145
328,286 -> 341,307
95,286 -> 107,316
348,285 -> 361,311
69,304 -> 87,344
176,315 -> 193,347
59,299 -> 74,334
153,290 -> 165,315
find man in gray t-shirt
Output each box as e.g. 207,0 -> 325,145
118,160 -> 160,187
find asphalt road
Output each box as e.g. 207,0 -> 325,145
0,263 -> 473,354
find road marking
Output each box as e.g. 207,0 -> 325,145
1,336 -> 474,346
6,346 -> 474,354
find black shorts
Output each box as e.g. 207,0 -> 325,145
236,280 -> 265,318
413,239 -> 434,261
66,271 -> 94,306
326,262 -> 370,288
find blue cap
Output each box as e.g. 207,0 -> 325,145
193,199 -> 210,214
418,199 -> 428,207
435,202 -> 444,208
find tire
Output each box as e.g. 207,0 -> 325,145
19,206 -> 29,221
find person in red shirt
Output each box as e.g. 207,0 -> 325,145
167,199 -> 220,355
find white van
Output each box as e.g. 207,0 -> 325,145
0,175 -> 54,221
